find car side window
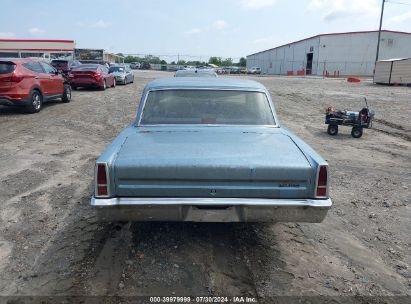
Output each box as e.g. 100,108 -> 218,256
22,62 -> 45,74
41,62 -> 57,74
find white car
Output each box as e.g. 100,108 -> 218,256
248,67 -> 262,74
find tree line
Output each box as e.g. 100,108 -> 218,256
120,54 -> 246,67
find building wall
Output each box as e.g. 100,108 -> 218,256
318,32 -> 411,76
247,37 -> 320,75
247,31 -> 411,76
0,39 -> 75,60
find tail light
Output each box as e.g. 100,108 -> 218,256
10,73 -> 24,83
94,72 -> 102,80
95,163 -> 110,197
315,165 -> 328,198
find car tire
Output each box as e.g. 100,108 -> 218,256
327,125 -> 338,136
101,80 -> 106,91
124,77 -> 127,85
62,84 -> 72,103
26,90 -> 43,113
72,85 -> 77,90
351,127 -> 363,138
112,78 -> 116,88
131,76 -> 134,83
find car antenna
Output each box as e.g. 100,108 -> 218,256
364,97 -> 368,109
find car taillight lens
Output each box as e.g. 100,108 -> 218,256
10,73 -> 24,83
94,72 -> 102,79
316,165 -> 328,197
96,163 -> 109,197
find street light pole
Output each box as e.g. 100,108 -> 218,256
375,0 -> 386,63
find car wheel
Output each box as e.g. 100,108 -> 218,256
112,78 -> 116,88
327,125 -> 338,136
26,90 -> 43,113
62,84 -> 72,103
131,76 -> 134,83
124,77 -> 127,85
101,80 -> 106,91
351,127 -> 363,138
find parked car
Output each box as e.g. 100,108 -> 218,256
248,67 -> 262,74
91,78 -> 332,222
69,64 -> 116,90
174,69 -> 217,77
140,62 -> 151,70
0,58 -> 72,113
130,62 -> 140,69
109,65 -> 134,85
229,67 -> 241,74
50,60 -> 82,75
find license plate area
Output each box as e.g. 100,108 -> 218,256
187,206 -> 240,222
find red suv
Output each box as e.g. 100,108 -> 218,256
69,64 -> 116,90
0,58 -> 72,113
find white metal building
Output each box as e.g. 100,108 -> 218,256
246,30 -> 411,76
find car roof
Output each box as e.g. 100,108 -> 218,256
175,69 -> 217,77
145,77 -> 267,91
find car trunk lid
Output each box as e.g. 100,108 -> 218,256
70,70 -> 97,79
113,128 -> 314,199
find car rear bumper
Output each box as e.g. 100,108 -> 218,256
115,77 -> 127,83
0,97 -> 31,106
90,197 -> 332,223
70,79 -> 102,87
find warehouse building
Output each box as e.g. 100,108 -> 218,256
0,39 -> 75,60
246,30 -> 411,76
0,39 -> 123,63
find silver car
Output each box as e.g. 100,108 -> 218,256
108,65 -> 134,85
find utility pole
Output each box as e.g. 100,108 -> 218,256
375,0 -> 386,63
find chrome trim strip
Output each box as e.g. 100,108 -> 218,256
91,197 -> 332,208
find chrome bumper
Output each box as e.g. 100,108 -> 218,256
90,197 -> 332,223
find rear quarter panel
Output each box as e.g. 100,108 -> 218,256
95,125 -> 136,196
280,127 -> 329,198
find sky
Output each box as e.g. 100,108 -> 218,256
1,0 -> 411,62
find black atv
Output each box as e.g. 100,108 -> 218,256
325,98 -> 375,138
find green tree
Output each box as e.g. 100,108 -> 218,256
238,57 -> 246,67
208,57 -> 222,66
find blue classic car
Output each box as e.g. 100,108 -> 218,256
91,78 -> 332,222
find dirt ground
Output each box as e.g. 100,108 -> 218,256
0,71 -> 409,303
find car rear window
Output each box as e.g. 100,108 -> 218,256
51,61 -> 68,67
72,65 -> 98,71
0,62 -> 16,74
109,66 -> 125,73
140,90 -> 275,125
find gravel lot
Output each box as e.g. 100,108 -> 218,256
0,71 -> 410,303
